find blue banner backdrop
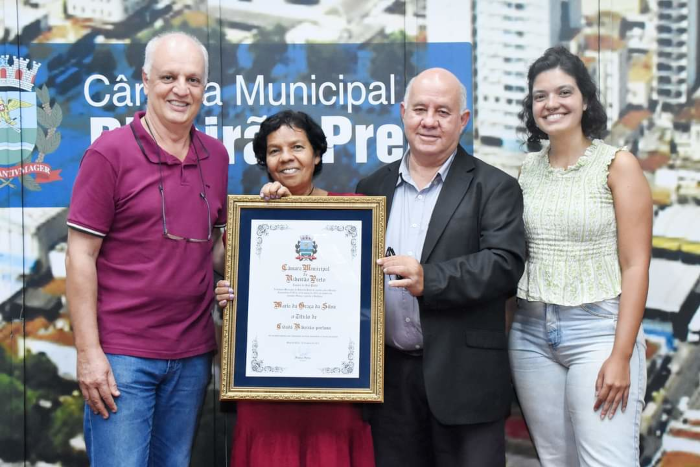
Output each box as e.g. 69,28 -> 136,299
3,42 -> 473,207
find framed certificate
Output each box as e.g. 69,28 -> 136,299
220,195 -> 385,402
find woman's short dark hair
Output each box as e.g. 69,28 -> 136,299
252,110 -> 327,177
519,46 -> 607,145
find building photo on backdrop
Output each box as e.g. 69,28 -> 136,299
1,0 -> 699,466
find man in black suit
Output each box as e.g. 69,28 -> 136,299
356,68 -> 526,466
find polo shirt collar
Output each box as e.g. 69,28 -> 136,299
132,110 -> 208,166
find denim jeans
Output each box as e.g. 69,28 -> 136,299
508,297 -> 646,467
84,352 -> 212,467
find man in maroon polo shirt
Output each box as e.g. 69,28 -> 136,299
65,32 -> 228,466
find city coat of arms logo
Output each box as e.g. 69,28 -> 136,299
295,235 -> 318,261
0,55 -> 62,191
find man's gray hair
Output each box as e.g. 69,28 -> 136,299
143,32 -> 209,84
403,75 -> 468,113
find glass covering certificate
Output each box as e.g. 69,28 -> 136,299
220,195 -> 385,402
246,220 -> 361,378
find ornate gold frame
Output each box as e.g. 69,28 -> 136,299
220,195 -> 385,402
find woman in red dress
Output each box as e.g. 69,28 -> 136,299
215,110 -> 375,467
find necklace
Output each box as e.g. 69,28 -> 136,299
304,184 -> 315,196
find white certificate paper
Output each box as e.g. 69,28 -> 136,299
246,220 -> 362,378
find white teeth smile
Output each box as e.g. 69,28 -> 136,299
545,114 -> 565,121
169,101 -> 188,107
281,168 -> 299,174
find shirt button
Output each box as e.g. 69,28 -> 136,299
415,344 -> 422,350
405,317 -> 411,323
417,195 -> 423,200
411,223 -> 418,228
407,251 -> 414,256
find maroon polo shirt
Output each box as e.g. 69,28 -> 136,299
68,111 -> 228,359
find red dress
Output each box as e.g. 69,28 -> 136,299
230,193 -> 375,467
231,402 -> 374,467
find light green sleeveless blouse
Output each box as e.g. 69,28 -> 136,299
517,139 -> 622,306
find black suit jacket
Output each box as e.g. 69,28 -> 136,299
356,145 -> 526,425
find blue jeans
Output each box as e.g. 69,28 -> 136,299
84,353 -> 212,467
509,297 -> 646,467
